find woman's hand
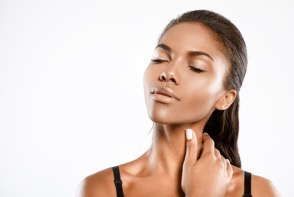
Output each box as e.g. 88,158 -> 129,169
181,129 -> 233,197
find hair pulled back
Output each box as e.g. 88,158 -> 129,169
159,10 -> 247,167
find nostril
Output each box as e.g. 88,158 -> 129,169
160,74 -> 166,82
159,72 -> 178,84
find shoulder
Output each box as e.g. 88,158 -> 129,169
251,174 -> 281,197
75,167 -> 116,197
75,154 -> 146,197
227,166 -> 280,197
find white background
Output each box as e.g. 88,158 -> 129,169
1,0 -> 293,196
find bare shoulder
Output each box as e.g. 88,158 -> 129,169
251,174 -> 281,197
227,166 -> 280,197
75,167 -> 116,197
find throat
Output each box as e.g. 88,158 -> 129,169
146,123 -> 204,177
146,124 -> 188,177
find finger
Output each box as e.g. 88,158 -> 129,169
215,148 -> 221,160
226,159 -> 233,178
201,133 -> 215,156
183,129 -> 198,166
222,156 -> 227,169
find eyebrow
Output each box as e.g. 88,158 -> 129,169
156,43 -> 214,62
188,51 -> 214,62
156,43 -> 172,53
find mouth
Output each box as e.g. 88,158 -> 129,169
151,87 -> 181,102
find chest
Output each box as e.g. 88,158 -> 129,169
122,176 -> 184,197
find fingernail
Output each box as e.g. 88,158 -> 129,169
186,129 -> 193,140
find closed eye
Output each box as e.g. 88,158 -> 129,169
189,66 -> 205,73
151,59 -> 168,63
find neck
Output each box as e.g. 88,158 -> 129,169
146,123 -> 204,178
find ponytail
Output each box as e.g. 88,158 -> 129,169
204,95 -> 241,167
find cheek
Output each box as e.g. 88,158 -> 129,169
143,65 -> 153,95
143,65 -> 157,110
143,64 -> 162,94
180,78 -> 222,120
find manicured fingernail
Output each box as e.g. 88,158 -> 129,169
186,129 -> 193,140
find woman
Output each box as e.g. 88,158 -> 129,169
77,10 -> 280,196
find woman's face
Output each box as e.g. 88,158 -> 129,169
144,22 -> 230,125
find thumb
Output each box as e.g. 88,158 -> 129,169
183,129 -> 198,166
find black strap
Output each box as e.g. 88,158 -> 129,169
243,171 -> 252,197
112,166 -> 124,197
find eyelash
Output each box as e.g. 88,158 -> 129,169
189,66 -> 205,73
151,59 -> 205,73
151,59 -> 167,63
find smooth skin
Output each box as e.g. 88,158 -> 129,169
76,23 -> 280,197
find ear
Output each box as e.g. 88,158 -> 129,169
215,89 -> 237,110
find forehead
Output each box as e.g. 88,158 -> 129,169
158,22 -> 226,60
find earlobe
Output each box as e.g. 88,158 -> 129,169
215,90 -> 237,110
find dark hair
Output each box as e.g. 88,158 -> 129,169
159,10 -> 247,167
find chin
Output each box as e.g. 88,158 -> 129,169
148,113 -> 177,125
147,109 -> 211,126
148,112 -> 190,125
147,108 -> 176,124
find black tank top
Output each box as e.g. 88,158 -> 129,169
112,166 -> 252,197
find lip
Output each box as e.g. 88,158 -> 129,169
150,87 -> 181,103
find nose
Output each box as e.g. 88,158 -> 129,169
159,63 -> 180,85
